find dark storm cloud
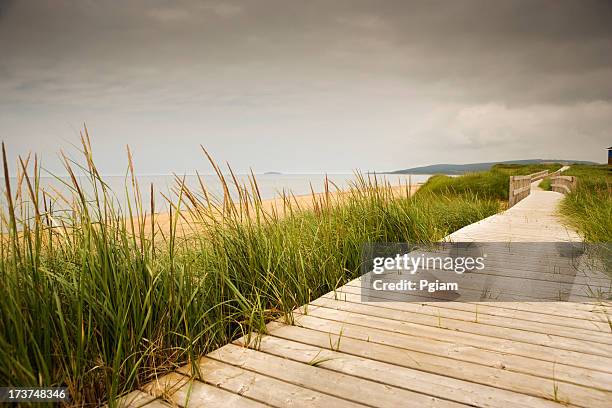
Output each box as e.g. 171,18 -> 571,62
0,1 -> 611,173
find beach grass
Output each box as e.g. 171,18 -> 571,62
0,135 -> 501,406
538,178 -> 552,191
559,164 -> 611,242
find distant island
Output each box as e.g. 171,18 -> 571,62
389,159 -> 598,175
264,171 -> 283,175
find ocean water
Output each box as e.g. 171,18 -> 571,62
1,173 -> 434,214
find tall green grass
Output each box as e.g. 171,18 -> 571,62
559,165 -> 611,242
538,178 -> 552,191
0,134 -> 500,405
418,171 -> 509,200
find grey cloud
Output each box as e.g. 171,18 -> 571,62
0,0 -> 610,173
0,0 -> 15,19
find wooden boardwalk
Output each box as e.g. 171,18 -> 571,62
446,178 -> 580,243
122,178 -> 612,408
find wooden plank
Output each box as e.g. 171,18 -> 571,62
353,287 -> 612,326
449,229 -> 578,237
235,335 -> 567,408
115,390 -> 157,408
297,303 -> 612,373
450,264 -> 611,287
529,170 -> 549,182
337,284 -> 611,331
207,343 -> 468,408
447,231 -> 581,241
141,400 -> 173,408
263,323 -> 611,407
288,312 -> 612,390
344,279 -> 612,320
314,294 -> 612,346
342,277 -> 611,320
174,356 -> 368,408
309,297 -> 612,357
348,280 -> 559,307
513,185 -> 531,195
551,184 -> 572,194
348,280 -> 608,313
142,372 -> 268,408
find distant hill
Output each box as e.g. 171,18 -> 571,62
389,159 -> 598,175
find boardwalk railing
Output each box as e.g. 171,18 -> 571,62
550,175 -> 577,194
508,170 -> 550,207
528,170 -> 549,182
548,168 -> 565,177
508,176 -> 532,207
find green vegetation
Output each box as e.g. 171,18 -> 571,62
559,165 -> 611,242
0,137 -> 500,405
539,178 -> 552,191
417,171 -> 509,200
417,163 -> 561,201
491,163 -> 562,176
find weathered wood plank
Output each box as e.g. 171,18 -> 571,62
337,285 -> 612,332
288,312 -> 612,390
309,297 -> 612,358
263,323 -> 612,407
236,334 -> 575,408
174,356 -> 368,408
336,284 -> 611,331
295,303 -> 612,373
142,372 -> 268,408
115,390 -> 157,408
141,400 -> 173,408
342,277 -> 611,320
208,343 -> 469,408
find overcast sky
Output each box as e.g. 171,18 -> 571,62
1,0 -> 611,175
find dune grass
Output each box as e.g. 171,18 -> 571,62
417,163 -> 562,201
539,178 -> 552,191
559,164 -> 611,242
417,171 -> 509,200
0,135 -> 501,406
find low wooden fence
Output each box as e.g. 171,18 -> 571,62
508,170 -> 552,207
548,168 -> 565,177
550,175 -> 577,194
529,170 -> 549,182
508,176 -> 532,207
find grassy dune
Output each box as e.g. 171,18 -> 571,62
0,137 -> 501,406
417,163 -> 562,201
